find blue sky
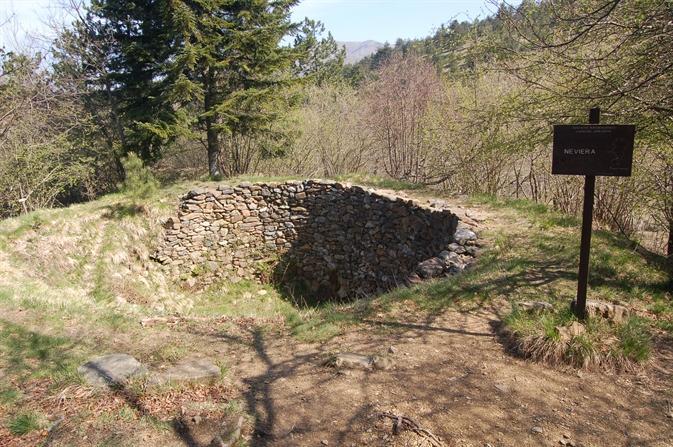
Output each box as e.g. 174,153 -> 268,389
292,0 -> 500,43
1,0 -> 505,51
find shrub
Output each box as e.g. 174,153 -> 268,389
120,153 -> 159,201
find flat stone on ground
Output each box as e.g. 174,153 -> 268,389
152,357 -> 221,384
330,353 -> 394,370
519,301 -> 554,313
332,353 -> 373,369
78,353 -> 147,387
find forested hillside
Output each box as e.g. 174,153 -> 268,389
1,0 -> 671,267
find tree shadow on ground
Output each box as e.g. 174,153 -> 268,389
181,312 -> 673,447
0,320 -> 80,382
101,203 -> 147,220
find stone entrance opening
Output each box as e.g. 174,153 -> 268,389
154,180 -> 477,302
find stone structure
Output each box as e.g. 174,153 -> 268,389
153,180 -> 477,300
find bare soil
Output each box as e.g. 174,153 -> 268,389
146,304 -> 672,447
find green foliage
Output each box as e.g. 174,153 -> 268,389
7,412 -> 42,436
617,317 -> 652,362
120,153 -> 159,201
293,19 -> 345,86
0,387 -> 20,405
0,51 -> 115,219
59,0 -> 343,178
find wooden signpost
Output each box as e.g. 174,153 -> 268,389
552,108 -> 635,318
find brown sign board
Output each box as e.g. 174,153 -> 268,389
552,124 -> 635,177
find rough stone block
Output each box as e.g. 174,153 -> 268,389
78,354 -> 147,387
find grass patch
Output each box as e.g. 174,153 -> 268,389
0,320 -> 83,385
617,317 -> 651,362
283,303 -> 359,342
0,213 -> 45,241
0,387 -> 21,405
502,304 -> 652,369
192,280 -> 289,318
150,344 -> 189,364
8,411 -> 42,435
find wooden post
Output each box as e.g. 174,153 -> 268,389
573,107 -> 600,318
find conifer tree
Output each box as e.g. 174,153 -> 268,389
66,0 -> 340,177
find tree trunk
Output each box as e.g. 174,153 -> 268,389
204,68 -> 221,178
205,115 -> 220,178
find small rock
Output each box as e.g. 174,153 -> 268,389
321,440 -> 329,446
372,356 -> 394,370
405,273 -> 423,285
78,354 -> 147,387
330,353 -> 373,369
556,321 -> 586,343
416,257 -> 445,279
151,357 -> 220,385
209,416 -> 243,447
257,290 -> 268,296
329,353 -> 393,370
454,227 -> 477,245
494,383 -> 510,393
531,426 -> 543,434
388,346 -> 397,354
438,250 -> 461,265
580,300 -> 630,323
448,243 -> 466,254
519,301 -> 553,313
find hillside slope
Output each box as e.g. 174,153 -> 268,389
0,178 -> 671,446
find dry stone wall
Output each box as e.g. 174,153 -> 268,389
154,180 -> 477,300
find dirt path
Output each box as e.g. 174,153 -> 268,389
164,199 -> 673,447
170,305 -> 672,447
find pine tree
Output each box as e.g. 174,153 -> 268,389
85,0 -> 191,162
63,0 -> 340,176
174,0 -> 301,177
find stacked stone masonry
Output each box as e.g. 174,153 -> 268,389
153,180 -> 478,300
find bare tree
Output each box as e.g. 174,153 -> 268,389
364,53 -> 445,183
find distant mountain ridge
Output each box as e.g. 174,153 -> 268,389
338,40 -> 384,64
